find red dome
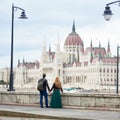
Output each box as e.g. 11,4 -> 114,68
64,21 -> 83,46
64,32 -> 83,46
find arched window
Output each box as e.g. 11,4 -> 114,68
69,54 -> 71,63
103,68 -> 105,73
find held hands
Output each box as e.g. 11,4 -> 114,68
49,89 -> 52,93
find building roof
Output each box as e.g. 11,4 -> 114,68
64,21 -> 83,47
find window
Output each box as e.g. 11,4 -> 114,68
103,68 -> 105,73
111,69 -> 113,73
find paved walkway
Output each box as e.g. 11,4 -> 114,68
0,104 -> 120,120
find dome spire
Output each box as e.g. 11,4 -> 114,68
90,38 -> 93,48
72,20 -> 75,33
107,40 -> 110,53
99,41 -> 101,48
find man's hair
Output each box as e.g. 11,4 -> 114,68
43,74 -> 46,78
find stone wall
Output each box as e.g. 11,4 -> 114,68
0,91 -> 120,108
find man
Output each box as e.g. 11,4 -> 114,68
38,74 -> 50,108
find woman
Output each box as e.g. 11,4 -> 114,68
50,77 -> 63,108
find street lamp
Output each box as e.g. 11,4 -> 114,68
103,1 -> 120,94
8,4 -> 28,91
116,46 -> 120,94
103,0 -> 120,21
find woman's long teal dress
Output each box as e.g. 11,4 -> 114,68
50,83 -> 63,108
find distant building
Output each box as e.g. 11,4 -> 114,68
39,21 -> 118,89
0,22 -> 119,90
14,59 -> 40,88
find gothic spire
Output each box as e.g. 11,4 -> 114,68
90,39 -> 93,48
49,45 -> 51,53
107,40 -> 111,57
18,59 -> 20,65
99,41 -> 101,48
23,58 -> 25,64
72,20 -> 75,33
107,40 -> 110,53
17,59 -> 20,67
90,39 -> 93,62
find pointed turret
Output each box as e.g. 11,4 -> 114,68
56,36 -> 61,54
90,39 -> 93,48
107,40 -> 111,57
107,40 -> 110,53
99,41 -> 101,48
98,41 -> 101,61
54,37 -> 62,77
90,39 -> 93,63
41,35 -> 47,63
17,59 -> 20,67
72,20 -> 76,33
23,58 -> 25,64
49,45 -> 53,62
49,45 -> 51,54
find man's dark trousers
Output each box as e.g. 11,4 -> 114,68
40,90 -> 48,108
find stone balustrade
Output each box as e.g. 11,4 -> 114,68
0,91 -> 120,108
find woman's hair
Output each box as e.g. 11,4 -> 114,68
54,77 -> 62,88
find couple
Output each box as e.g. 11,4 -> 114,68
38,74 -> 63,108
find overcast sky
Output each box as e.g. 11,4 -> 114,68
0,0 -> 120,68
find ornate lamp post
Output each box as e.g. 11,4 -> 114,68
103,1 -> 120,94
8,4 -> 28,91
103,0 -> 120,21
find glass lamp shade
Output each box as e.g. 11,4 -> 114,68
103,6 -> 113,21
19,11 -> 28,19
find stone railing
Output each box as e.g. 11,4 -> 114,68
0,91 -> 120,108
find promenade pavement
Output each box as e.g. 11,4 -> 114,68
0,104 -> 120,120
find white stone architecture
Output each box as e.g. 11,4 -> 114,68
0,22 -> 119,90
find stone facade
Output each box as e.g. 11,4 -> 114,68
0,22 -> 119,90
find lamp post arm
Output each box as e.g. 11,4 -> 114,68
14,6 -> 25,11
106,0 -> 120,6
12,4 -> 25,12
